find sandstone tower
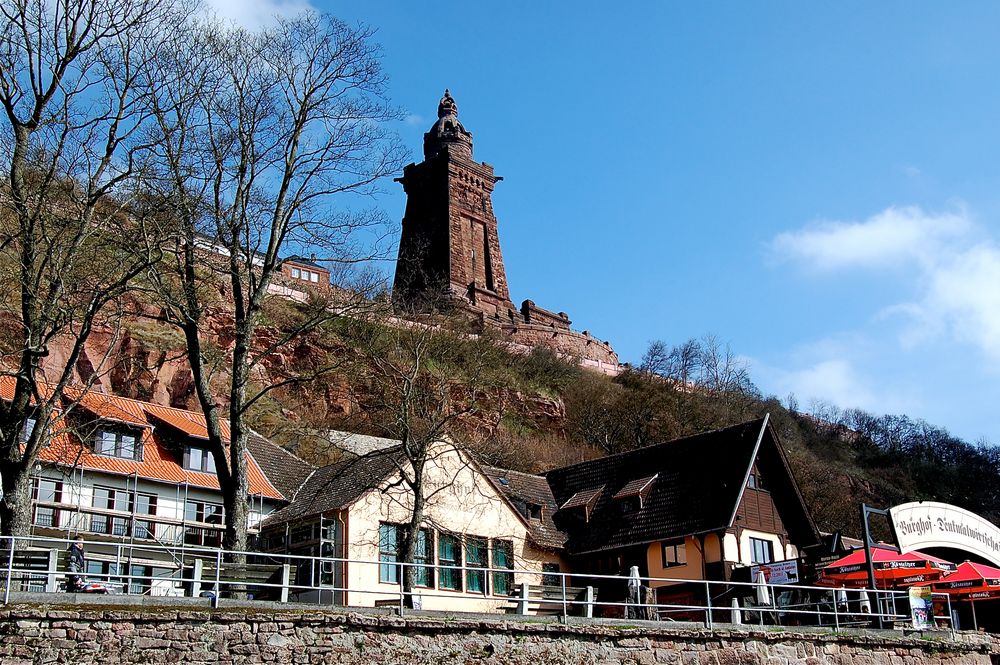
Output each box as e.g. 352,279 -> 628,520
393,89 -> 514,318
393,90 -> 619,371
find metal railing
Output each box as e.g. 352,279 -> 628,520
0,535 -> 956,635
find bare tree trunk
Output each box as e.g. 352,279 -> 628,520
0,466 -> 32,545
401,470 -> 426,609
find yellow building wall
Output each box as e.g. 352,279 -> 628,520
644,533 -> 722,589
342,441 -> 563,612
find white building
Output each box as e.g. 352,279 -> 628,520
9,380 -> 313,594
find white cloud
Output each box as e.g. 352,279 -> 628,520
203,0 -> 312,30
770,204 -> 1000,363
769,205 -> 972,272
920,245 -> 1000,358
403,114 -> 425,127
765,359 -> 878,410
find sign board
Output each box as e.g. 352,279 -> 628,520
750,560 -> 799,585
908,586 -> 934,630
890,501 -> 1000,567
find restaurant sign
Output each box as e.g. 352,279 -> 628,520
890,501 -> 1000,567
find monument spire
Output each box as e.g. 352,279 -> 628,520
424,88 -> 473,160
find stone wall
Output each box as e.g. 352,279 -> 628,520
500,322 -> 620,370
0,602 -> 996,665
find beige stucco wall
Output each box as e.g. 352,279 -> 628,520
726,528 -> 797,566
342,441 -> 563,612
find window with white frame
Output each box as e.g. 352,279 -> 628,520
31,478 -> 62,527
184,500 -> 223,547
289,266 -> 323,283
750,537 -> 774,564
90,487 -> 154,537
661,538 -> 687,568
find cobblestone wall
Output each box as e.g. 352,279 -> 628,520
0,604 -> 996,665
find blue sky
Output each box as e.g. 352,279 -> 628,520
211,1 -> 1000,444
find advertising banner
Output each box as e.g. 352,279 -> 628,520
890,501 -> 1000,567
750,560 -> 800,585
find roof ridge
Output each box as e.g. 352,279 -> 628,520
544,416 -> 768,476
484,465 -> 546,481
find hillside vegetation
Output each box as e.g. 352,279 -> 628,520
87,294 -> 1000,541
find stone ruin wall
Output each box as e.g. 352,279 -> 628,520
0,603 -> 996,665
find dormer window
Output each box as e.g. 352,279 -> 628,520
560,486 -> 604,522
95,428 -> 142,461
183,446 -> 216,473
748,472 -> 765,490
612,474 -> 657,512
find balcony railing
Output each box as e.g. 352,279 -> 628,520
30,501 -> 242,547
0,535 -> 961,636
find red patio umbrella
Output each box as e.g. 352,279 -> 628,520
819,548 -> 956,588
925,561 -> 1000,630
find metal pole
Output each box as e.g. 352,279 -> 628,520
214,548 -> 222,606
704,580 -> 713,630
971,599 -> 978,632
946,595 -> 954,637
860,503 -> 882,629
398,561 -> 404,616
560,570 -> 568,621
3,537 -> 14,605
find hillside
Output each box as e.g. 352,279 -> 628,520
24,288 -> 1000,541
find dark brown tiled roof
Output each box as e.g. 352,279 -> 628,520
544,417 -> 818,555
484,466 -> 567,550
261,447 -> 406,527
245,432 -> 316,501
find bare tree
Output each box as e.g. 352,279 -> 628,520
0,0 -> 192,537
338,312 -> 512,605
142,12 -> 405,554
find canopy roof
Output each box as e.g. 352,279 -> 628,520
928,561 -> 1000,599
821,547 -> 956,588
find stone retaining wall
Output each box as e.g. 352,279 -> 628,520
0,604 -> 996,665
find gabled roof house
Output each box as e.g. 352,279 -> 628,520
540,416 -> 820,602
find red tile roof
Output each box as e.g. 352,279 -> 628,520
144,403 -> 231,441
3,377 -> 283,501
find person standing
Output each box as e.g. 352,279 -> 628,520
66,539 -> 85,592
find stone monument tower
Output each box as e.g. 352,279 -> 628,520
392,90 -> 620,371
392,90 -> 515,319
